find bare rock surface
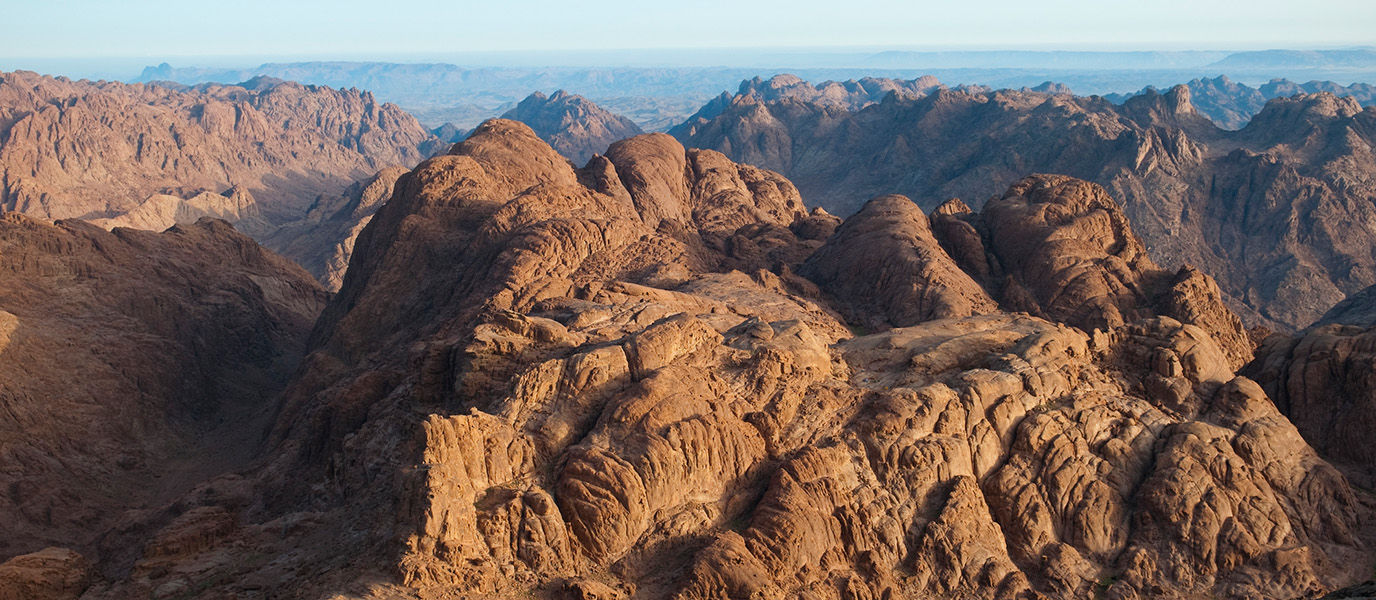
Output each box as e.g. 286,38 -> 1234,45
801,193 -> 997,330
0,70 -> 440,224
0,548 -> 92,600
263,166 -> 409,290
1246,312 -> 1376,487
75,124 -> 1367,599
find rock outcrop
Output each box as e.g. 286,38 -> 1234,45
0,213 -> 327,570
674,76 -> 1376,330
0,548 -> 92,600
65,123 -> 1362,599
1106,75 -> 1376,130
89,186 -> 269,236
801,194 -> 997,330
500,90 -> 644,165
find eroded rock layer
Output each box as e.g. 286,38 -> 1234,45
0,70 -> 440,224
0,70 -> 443,288
1247,301 -> 1376,487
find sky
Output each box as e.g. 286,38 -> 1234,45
1,0 -> 1373,76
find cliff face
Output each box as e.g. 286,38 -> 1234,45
1245,279 -> 1376,490
0,71 -> 440,222
675,80 -> 1376,330
45,121 -> 1359,599
0,214 -> 327,573
500,90 -> 644,165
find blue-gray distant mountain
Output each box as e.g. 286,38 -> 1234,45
135,50 -> 1376,131
1207,48 -> 1376,70
1107,75 -> 1376,129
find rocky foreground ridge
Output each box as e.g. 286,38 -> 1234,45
673,76 -> 1376,331
2,119 -> 1367,599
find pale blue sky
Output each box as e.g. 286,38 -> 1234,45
1,0 -> 1373,61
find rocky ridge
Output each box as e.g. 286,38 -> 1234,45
263,166 -> 409,291
674,78 -> 1376,330
0,71 -> 441,223
25,120 -> 1363,599
1106,75 -> 1376,129
0,70 -> 443,288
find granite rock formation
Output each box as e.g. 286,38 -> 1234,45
732,73 -> 943,108
0,70 -> 443,287
0,70 -> 440,223
35,122 -> 1361,599
1246,280 -> 1376,488
3,112 -> 1371,599
1106,76 -> 1376,130
263,166 -> 408,291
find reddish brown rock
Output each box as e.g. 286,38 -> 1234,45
264,166 -> 408,290
22,119 -> 1366,600
677,79 -> 1376,331
0,548 -> 92,600
225,128 -> 1363,600
982,174 -> 1163,332
1246,316 -> 1376,485
0,71 -> 439,224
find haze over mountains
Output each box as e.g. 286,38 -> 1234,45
135,48 -> 1376,130
6,38 -> 1376,599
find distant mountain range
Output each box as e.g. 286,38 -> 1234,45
1107,75 -> 1376,129
134,49 -> 1376,130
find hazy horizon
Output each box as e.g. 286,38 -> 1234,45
1,0 -> 1374,80
4,46 -> 1376,84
